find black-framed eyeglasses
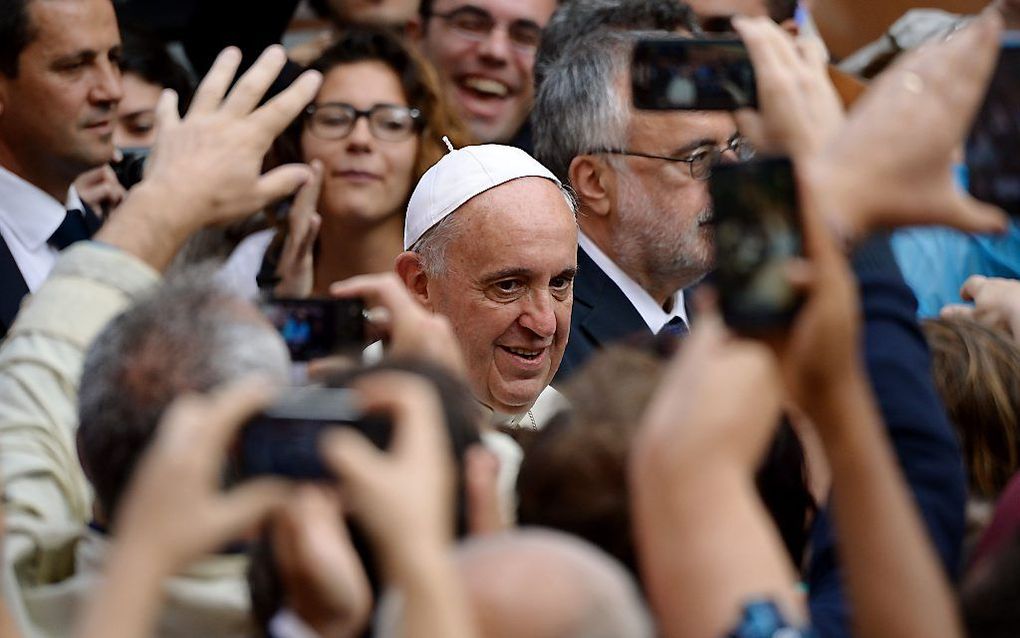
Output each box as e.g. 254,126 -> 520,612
427,5 -> 544,53
590,136 -> 755,181
304,103 -> 423,142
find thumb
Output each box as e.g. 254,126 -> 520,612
214,478 -> 294,541
320,428 -> 386,489
255,164 -> 314,209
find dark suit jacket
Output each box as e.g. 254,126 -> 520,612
0,234 -> 29,339
556,247 -> 654,382
0,203 -> 101,339
807,235 -> 966,637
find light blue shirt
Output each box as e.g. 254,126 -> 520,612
891,219 -> 1020,317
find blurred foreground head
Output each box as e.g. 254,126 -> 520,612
376,528 -> 654,638
77,270 -> 290,525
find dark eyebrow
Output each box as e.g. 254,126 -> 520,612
509,18 -> 543,30
446,4 -> 490,15
480,267 -> 533,284
52,50 -> 96,67
556,267 -> 578,280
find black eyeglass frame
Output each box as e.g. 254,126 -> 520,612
426,5 -> 544,52
303,103 -> 424,142
589,136 -> 755,181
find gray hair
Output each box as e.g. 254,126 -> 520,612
77,267 -> 290,523
532,28 -> 639,184
374,528 -> 654,638
534,0 -> 699,90
410,180 -> 579,277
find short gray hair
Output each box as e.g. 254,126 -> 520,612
77,267 -> 290,523
534,0 -> 699,89
532,28 -> 640,184
410,180 -> 579,277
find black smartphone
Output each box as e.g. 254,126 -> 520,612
965,33 -> 1020,218
111,147 -> 149,189
710,156 -> 803,332
236,387 -> 392,481
632,37 -> 757,110
260,297 -> 366,362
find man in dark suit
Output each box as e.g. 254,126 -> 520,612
0,0 -> 122,337
534,28 -> 742,380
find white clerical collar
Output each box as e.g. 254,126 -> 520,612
0,164 -> 82,251
578,231 -> 687,333
479,384 -> 569,431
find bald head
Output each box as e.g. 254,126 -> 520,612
425,529 -> 652,638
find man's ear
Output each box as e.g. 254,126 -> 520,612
395,251 -> 433,309
568,155 -> 614,218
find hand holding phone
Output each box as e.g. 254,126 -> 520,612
260,297 -> 367,362
710,157 -> 803,333
632,37 -> 758,111
236,387 -> 392,481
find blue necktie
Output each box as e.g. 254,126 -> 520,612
48,208 -> 102,250
658,316 -> 689,338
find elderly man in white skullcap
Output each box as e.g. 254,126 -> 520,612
395,142 -> 577,430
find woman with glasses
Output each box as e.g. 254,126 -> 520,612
223,27 -> 467,298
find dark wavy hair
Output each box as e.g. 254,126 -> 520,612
273,26 -> 467,182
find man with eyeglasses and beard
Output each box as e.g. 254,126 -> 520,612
409,0 -> 556,148
533,27 -> 751,379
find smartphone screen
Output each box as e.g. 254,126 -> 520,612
259,297 -> 366,362
710,157 -> 803,332
236,387 -> 392,481
965,34 -> 1020,218
632,37 -> 757,110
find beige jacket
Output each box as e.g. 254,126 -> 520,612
0,243 -> 253,637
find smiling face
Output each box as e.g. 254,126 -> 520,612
423,177 -> 577,413
416,0 -> 556,144
300,61 -> 420,226
0,0 -> 122,196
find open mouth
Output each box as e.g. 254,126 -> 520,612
460,76 -> 511,99
499,345 -> 544,361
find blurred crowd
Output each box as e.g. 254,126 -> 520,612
1,0 -> 1019,637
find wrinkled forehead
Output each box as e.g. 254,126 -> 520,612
430,0 -> 558,25
446,177 -> 577,265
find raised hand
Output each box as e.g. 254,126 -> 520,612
330,273 -> 467,377
73,162 -> 127,217
271,486 -> 372,638
97,45 -> 323,271
274,160 -> 323,298
941,275 -> 1020,342
733,16 -> 845,161
810,12 -> 1008,243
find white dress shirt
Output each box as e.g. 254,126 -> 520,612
0,165 -> 83,292
578,231 -> 687,333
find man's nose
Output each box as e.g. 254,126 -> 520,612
478,25 -> 512,64
518,290 -> 557,338
90,58 -> 123,105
